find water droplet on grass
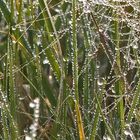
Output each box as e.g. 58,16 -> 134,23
43,58 -> 49,64
29,102 -> 35,108
12,40 -> 16,44
12,27 -> 16,31
97,79 -> 103,86
25,135 -> 32,140
133,45 -> 138,49
103,135 -> 111,140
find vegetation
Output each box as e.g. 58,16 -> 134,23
0,0 -> 140,139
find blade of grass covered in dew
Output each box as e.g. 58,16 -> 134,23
81,14 -> 96,136
1,37 -> 19,139
113,7 -> 125,138
72,0 -> 85,139
9,0 -> 17,122
38,1 -> 68,138
8,41 -> 19,138
82,15 -> 90,110
44,0 -> 65,119
0,30 -> 9,140
38,0 -> 61,81
3,13 -> 18,135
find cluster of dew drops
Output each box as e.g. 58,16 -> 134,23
25,98 -> 40,140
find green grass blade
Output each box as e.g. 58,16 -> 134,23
72,0 -> 85,139
38,0 -> 61,80
0,0 -> 13,24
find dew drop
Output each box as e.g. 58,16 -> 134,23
25,135 -> 32,140
124,130 -> 133,137
34,98 -> 39,104
37,40 -> 41,46
103,135 -> 111,140
57,134 -> 60,137
29,124 -> 37,131
97,79 -> 103,86
69,21 -> 72,25
88,53 -> 93,57
123,72 -> 127,76
32,133 -> 37,137
133,45 -> 138,49
12,40 -> 16,44
29,102 -> 35,108
12,27 -> 16,31
49,75 -> 53,80
43,58 -> 49,65
96,61 -> 100,69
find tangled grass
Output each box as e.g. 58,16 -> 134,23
0,0 -> 140,139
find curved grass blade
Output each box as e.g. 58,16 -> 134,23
38,0 -> 62,80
